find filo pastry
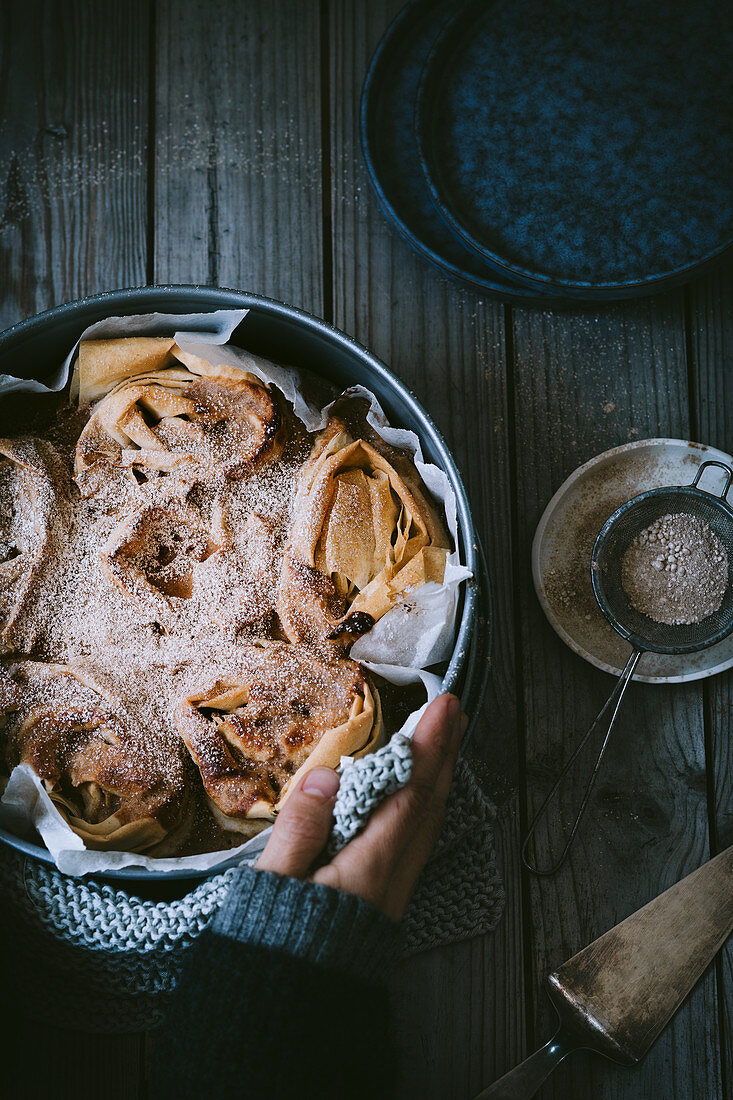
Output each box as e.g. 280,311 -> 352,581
73,337 -> 283,495
278,418 -> 450,651
100,497 -> 278,635
0,661 -> 191,854
175,641 -> 383,832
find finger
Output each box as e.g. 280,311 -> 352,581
339,693 -> 463,864
256,767 -> 340,879
342,706 -> 466,918
313,696 -> 464,911
383,711 -> 468,918
424,706 -> 467,810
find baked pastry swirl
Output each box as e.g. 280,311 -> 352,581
279,419 -> 450,649
1,661 -> 190,853
0,438 -> 65,654
101,498 -> 279,635
74,340 -> 282,495
176,642 -> 383,832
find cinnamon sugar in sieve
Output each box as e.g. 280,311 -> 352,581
621,513 -> 728,626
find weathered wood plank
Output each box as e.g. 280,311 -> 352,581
328,3 -> 525,1096
687,256 -> 733,1098
153,0 -> 323,312
0,0 -> 149,329
147,0 -> 325,1090
511,298 -> 722,1099
1,4 -> 727,1100
0,0 -> 151,1093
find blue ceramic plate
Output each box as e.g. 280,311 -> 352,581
416,0 -> 733,299
360,0 -> 559,304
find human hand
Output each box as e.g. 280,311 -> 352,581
256,693 -> 467,921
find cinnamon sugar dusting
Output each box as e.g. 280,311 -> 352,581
0,360 -> 438,858
0,393 -> 313,853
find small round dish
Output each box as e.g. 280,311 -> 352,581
415,0 -> 733,299
532,438 -> 733,684
359,0 -> 556,305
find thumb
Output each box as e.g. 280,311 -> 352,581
256,767 -> 340,879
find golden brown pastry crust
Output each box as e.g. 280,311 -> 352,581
74,340 -> 283,496
0,341 -> 453,860
1,661 -> 191,853
175,642 -> 383,831
278,419 -> 449,650
75,337 -> 178,404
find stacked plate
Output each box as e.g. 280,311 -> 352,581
361,0 -> 733,304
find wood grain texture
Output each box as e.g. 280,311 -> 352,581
0,1 -> 150,1094
0,3 -> 730,1099
327,2 -> 525,1096
511,297 -> 722,1099
153,0 -> 323,312
149,1 -> 326,1089
0,0 -> 149,330
687,256 -> 733,1099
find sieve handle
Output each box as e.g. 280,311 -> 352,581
690,460 -> 733,499
521,649 -> 643,876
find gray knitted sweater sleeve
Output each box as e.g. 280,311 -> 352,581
153,865 -> 401,1100
210,864 -> 401,979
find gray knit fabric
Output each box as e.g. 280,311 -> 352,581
329,733 -> 413,854
0,753 -> 504,1033
210,867 -> 400,984
404,759 -> 505,951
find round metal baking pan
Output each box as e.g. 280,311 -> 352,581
0,285 -> 488,882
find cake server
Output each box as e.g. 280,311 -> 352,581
475,844 -> 733,1099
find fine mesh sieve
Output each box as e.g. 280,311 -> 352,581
591,465 -> 733,654
523,460 -> 733,876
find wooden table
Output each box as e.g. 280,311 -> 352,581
1,2 -> 730,1097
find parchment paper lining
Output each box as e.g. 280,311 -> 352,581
0,309 -> 470,875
